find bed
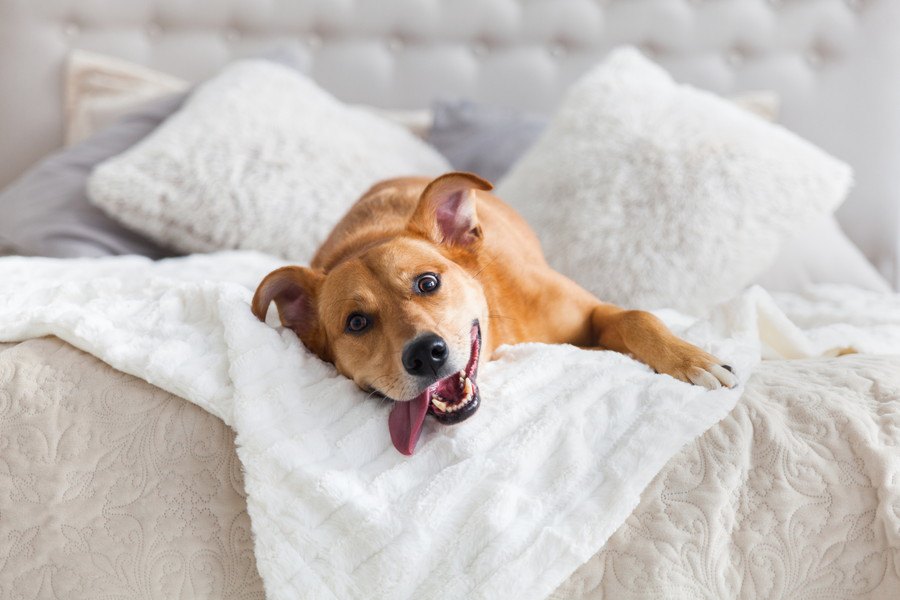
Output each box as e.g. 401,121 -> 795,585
1,1 -> 899,599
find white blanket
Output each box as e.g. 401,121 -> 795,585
0,252 -> 895,600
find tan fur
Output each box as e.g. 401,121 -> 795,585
252,173 -> 735,401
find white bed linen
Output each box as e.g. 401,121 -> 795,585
0,252 -> 896,600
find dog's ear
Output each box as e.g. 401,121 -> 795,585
407,172 -> 493,247
252,266 -> 328,356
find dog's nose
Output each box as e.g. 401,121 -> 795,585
402,334 -> 448,376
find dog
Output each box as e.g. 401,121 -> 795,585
252,172 -> 736,455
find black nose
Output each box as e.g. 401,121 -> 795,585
402,333 -> 448,376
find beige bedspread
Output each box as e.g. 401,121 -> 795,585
553,355 -> 900,599
1,337 -> 898,599
0,338 -> 264,599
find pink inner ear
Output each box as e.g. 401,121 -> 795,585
278,288 -> 312,332
435,190 -> 477,244
260,275 -> 314,335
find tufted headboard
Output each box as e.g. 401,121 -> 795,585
1,0 -> 899,283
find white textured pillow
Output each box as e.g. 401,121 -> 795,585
88,60 -> 450,262
496,48 -> 853,313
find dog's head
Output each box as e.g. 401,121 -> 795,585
252,173 -> 493,455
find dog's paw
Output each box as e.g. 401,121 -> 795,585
685,362 -> 737,390
662,344 -> 738,390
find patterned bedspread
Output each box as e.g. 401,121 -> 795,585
1,337 -> 897,599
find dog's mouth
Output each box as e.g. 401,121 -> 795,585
388,321 -> 482,455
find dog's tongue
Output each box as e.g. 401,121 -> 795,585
388,390 -> 430,455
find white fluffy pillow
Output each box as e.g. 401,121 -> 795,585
88,60 -> 450,262
496,48 -> 853,313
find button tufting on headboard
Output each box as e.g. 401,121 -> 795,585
306,34 -> 323,50
0,0 -> 898,283
386,36 -> 404,53
804,45 -> 825,68
725,47 -> 746,68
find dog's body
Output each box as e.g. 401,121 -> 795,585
253,173 -> 735,454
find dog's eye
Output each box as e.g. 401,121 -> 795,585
415,273 -> 441,295
346,313 -> 370,333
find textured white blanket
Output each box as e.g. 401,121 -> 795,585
0,252 -> 891,600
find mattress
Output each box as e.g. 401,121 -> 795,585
2,336 -> 897,599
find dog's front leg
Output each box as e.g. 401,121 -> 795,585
590,304 -> 737,389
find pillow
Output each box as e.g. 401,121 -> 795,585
0,93 -> 183,258
495,47 -> 853,313
428,100 -> 889,295
428,94 -> 779,184
0,49 -> 306,259
428,101 -> 547,184
88,60 -> 450,262
65,49 -> 189,146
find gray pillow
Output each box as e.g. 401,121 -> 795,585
0,94 -> 185,258
426,100 -> 545,184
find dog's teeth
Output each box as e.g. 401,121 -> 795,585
431,375 -> 476,415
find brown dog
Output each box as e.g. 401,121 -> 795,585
252,172 -> 736,454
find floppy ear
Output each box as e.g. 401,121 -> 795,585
407,172 -> 493,247
252,266 -> 326,345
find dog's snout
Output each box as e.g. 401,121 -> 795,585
402,333 -> 448,376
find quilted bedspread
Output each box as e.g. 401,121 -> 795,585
555,353 -> 900,599
0,252 -> 898,600
1,345 -> 898,599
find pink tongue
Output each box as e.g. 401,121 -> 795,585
388,391 -> 430,455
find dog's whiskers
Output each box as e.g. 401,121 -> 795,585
488,312 -> 516,322
366,374 -> 400,403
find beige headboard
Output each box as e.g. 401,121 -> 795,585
1,0 -> 899,283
